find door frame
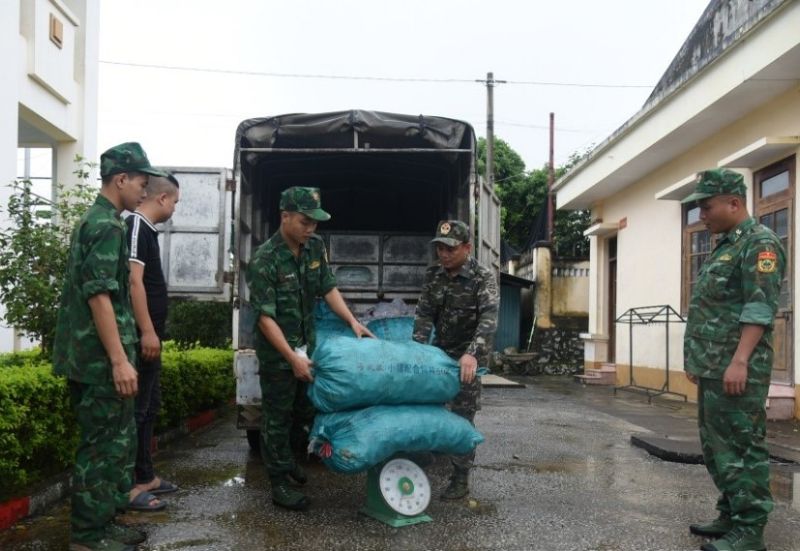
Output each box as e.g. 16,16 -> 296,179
607,236 -> 617,363
753,155 -> 795,384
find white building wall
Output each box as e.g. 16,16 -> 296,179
597,84 -> 800,376
1,0 -> 98,353
0,1 -> 22,352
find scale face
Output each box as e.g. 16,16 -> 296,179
379,458 -> 431,516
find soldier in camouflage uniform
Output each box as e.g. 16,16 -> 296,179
413,220 -> 499,500
245,186 -> 374,511
53,143 -> 167,551
682,169 -> 785,551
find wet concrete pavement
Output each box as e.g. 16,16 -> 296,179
4,376 -> 800,550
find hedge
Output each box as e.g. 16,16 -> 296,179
0,349 -> 47,368
166,299 -> 232,350
0,345 -> 234,501
157,345 -> 235,431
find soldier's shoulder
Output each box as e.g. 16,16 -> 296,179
82,206 -> 123,237
250,238 -> 279,268
256,233 -> 283,254
473,262 -> 497,281
750,224 -> 782,246
307,234 -> 326,252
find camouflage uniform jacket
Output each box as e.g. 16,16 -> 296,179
684,217 -> 785,385
246,231 -> 337,368
413,256 -> 499,366
52,195 -> 138,384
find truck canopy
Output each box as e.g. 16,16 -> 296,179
234,110 -> 477,234
232,110 -> 501,350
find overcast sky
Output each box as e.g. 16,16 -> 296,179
96,0 -> 710,173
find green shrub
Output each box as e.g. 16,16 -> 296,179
157,347 -> 234,432
166,300 -> 232,349
0,349 -> 48,368
0,365 -> 76,500
0,344 -> 233,500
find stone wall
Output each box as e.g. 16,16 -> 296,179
495,316 -> 587,376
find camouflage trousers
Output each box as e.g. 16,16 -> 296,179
258,366 -> 316,480
698,378 -> 772,528
68,381 -> 136,543
448,377 -> 482,472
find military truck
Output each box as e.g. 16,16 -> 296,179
160,110 -> 500,449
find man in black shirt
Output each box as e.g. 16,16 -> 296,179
125,173 -> 180,511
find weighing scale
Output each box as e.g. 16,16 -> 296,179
359,457 -> 432,527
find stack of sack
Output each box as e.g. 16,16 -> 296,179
307,307 -> 484,474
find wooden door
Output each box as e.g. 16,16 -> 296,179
754,156 -> 794,384
608,237 -> 617,363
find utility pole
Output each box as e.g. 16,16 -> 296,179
547,112 -> 555,242
476,72 -> 506,188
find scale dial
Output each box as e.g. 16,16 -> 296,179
379,458 -> 431,516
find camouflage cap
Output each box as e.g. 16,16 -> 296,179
431,220 -> 470,247
100,142 -> 168,178
279,186 -> 331,221
681,168 -> 747,204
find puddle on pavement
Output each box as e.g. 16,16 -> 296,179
149,537 -> 220,550
169,463 -> 242,488
769,464 -> 800,512
582,544 -> 622,551
209,511 -> 289,547
465,498 -> 497,516
0,502 -> 70,549
537,420 -> 577,429
223,475 -> 246,487
481,457 -> 593,474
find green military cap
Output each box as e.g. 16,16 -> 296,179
100,142 -> 168,178
279,186 -> 331,221
431,220 -> 470,247
681,168 -> 747,204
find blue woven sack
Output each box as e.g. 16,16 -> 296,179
365,316 -> 414,341
308,336 -> 461,412
314,301 -> 353,340
309,405 -> 484,473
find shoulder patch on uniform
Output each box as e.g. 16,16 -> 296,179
757,251 -> 777,273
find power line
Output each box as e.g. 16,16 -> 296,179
495,120 -> 603,133
505,79 -> 650,89
98,60 -> 654,89
99,60 -> 474,83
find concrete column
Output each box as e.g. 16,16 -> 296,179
56,0 -> 99,190
580,235 -> 612,369
587,235 -> 601,334
0,1 -> 20,201
0,1 -> 21,352
533,245 -> 553,329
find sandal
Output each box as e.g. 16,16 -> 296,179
149,479 -> 178,495
128,491 -> 166,512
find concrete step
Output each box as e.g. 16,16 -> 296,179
574,370 -> 616,386
767,384 -> 795,421
596,363 -> 617,373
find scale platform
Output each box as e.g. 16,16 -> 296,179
359,458 -> 433,527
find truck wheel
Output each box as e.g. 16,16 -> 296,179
246,429 -> 261,453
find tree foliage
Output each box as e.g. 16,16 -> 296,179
477,137 -> 590,258
477,137 -> 548,252
0,157 -> 97,354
